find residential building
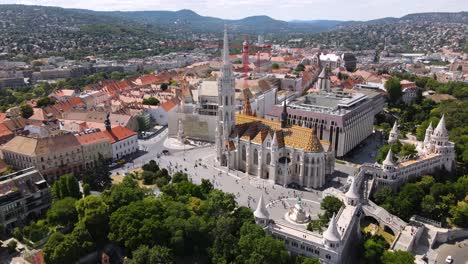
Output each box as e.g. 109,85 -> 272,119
101,121 -> 138,161
0,168 -> 51,229
1,133 -> 84,181
75,130 -> 112,168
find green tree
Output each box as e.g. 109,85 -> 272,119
142,160 -> 159,172
43,232 -> 80,264
416,175 -> 435,193
237,222 -> 290,264
381,250 -> 415,264
449,199 -> 468,228
385,77 -> 402,104
36,96 -> 55,107
129,245 -> 174,264
362,235 -> 389,264
321,196 -> 344,220
76,195 -> 110,243
83,183 -> 91,196
295,256 -> 321,264
51,174 -> 81,200
108,197 -> 166,251
160,83 -> 169,91
143,171 -> 157,185
20,104 -> 33,118
46,197 -> 78,227
82,154 -> 112,191
142,97 -> 160,106
421,195 -> 436,216
172,172 -> 188,183
102,175 -> 146,212
373,186 -> 393,205
7,240 -> 17,253
295,63 -> 305,72
271,63 -> 280,69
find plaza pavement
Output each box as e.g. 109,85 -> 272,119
111,129 -> 358,214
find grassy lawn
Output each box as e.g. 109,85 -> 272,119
112,170 -> 155,189
362,223 -> 395,245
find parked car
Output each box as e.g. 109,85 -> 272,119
445,255 -> 453,263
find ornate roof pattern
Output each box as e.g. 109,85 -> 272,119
235,113 -> 326,153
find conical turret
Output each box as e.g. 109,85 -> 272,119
388,121 -> 399,144
254,193 -> 269,226
345,179 -> 359,205
424,122 -> 433,152
434,114 -> 448,138
383,148 -> 395,166
323,213 -> 341,245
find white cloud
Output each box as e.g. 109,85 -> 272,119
0,0 -> 467,20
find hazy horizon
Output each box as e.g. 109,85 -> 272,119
1,0 -> 467,21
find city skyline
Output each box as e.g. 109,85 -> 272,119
1,0 -> 467,21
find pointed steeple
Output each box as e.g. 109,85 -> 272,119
271,129 -> 278,148
281,99 -> 288,128
388,121 -> 399,144
434,114 -> 448,137
391,121 -> 398,133
346,179 -> 359,200
319,66 -> 327,78
254,193 -> 269,220
424,122 -> 433,145
223,26 -> 230,64
323,213 -> 340,242
383,148 -> 395,166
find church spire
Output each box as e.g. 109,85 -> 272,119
223,26 -> 230,64
281,99 -> 288,128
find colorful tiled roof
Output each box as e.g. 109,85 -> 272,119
235,113 -> 325,152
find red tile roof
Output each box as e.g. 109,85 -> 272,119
75,131 -> 110,145
161,97 -> 180,112
102,126 -> 137,144
0,123 -> 13,139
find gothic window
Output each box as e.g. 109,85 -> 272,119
266,153 -> 271,164
225,112 -> 228,121
254,149 -> 259,165
225,96 -> 228,106
242,146 -> 246,161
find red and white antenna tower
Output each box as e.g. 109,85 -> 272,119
242,35 -> 249,85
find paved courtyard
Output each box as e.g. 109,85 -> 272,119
434,239 -> 468,264
111,129 -> 358,211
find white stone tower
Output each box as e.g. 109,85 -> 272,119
323,213 -> 341,249
345,179 -> 360,206
430,115 -> 455,171
388,121 -> 399,144
423,122 -> 433,153
254,193 -> 270,227
216,27 -> 236,165
382,148 -> 397,172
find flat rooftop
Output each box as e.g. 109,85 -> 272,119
289,91 -> 368,115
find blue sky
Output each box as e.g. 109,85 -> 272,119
2,0 -> 468,21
